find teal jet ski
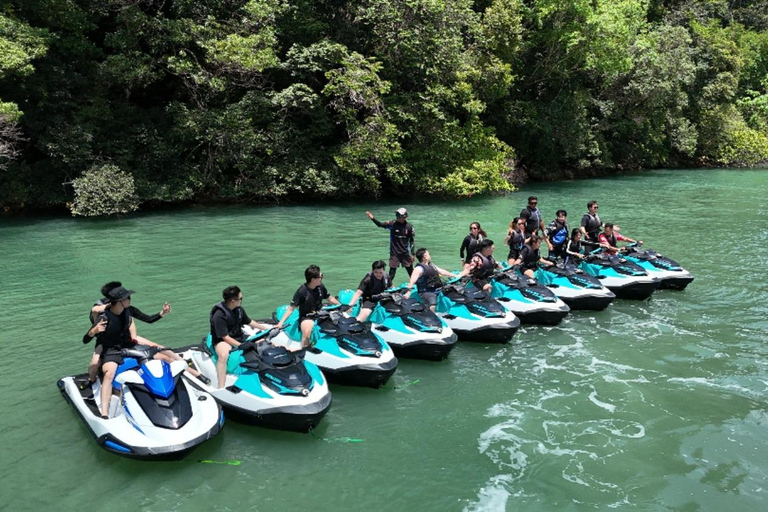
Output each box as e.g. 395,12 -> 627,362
621,242 -> 694,290
535,261 -> 616,311
338,288 -> 458,361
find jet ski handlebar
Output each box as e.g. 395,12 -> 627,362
120,345 -> 160,361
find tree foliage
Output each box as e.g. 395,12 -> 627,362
0,0 -> 766,214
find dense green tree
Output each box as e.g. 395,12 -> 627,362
0,0 -> 766,214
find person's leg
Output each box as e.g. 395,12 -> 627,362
388,254 -> 400,281
214,342 -> 231,389
356,308 -> 373,323
87,345 -> 103,382
148,346 -> 203,378
424,292 -> 437,313
300,319 -> 315,348
523,269 -> 535,279
100,362 -> 118,417
402,254 -> 414,276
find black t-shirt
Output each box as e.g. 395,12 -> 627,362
372,218 -> 415,255
291,283 -> 330,317
210,304 -> 252,343
358,274 -> 392,302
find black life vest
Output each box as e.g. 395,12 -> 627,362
362,272 -> 392,301
471,253 -> 496,280
524,207 -> 541,234
416,263 -> 443,291
98,307 -> 134,351
584,213 -> 601,240
603,232 -> 618,247
508,230 -> 524,250
520,245 -> 540,269
210,302 -> 245,339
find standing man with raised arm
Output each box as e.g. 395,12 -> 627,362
366,208 -> 415,281
519,196 -> 545,237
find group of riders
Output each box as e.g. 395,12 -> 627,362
82,198 -> 638,418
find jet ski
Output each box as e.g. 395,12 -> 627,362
338,288 -> 458,361
487,266 -> 570,325
579,251 -> 660,300
534,261 -> 616,311
416,278 -> 520,343
176,328 -> 331,432
621,242 -> 694,290
58,345 -> 223,460
270,306 -> 397,388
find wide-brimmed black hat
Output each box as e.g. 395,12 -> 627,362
107,286 -> 135,302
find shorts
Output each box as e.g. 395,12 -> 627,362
420,291 -> 437,306
102,346 -> 132,366
298,316 -> 316,326
473,279 -> 490,289
389,253 -> 413,268
361,300 -> 378,310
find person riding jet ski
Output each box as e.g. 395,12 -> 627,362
177,328 -> 332,431
58,344 -> 223,459
209,285 -> 275,389
346,260 -> 392,322
404,248 -> 456,311
273,265 -> 397,387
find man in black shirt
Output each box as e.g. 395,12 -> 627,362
366,208 -> 415,281
347,260 -> 392,322
210,285 -> 273,389
519,196 -> 545,237
276,265 -> 341,349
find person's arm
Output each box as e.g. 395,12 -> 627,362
129,305 -> 162,324
83,319 -> 107,344
91,303 -> 108,322
435,265 -> 456,277
459,235 -> 469,260
276,305 -> 295,328
544,221 -> 555,250
248,319 -> 274,331
403,267 -> 423,298
349,289 -> 364,306
409,225 -> 416,255
566,240 -> 583,259
539,255 -> 554,266
327,295 -> 341,306
366,211 -> 387,228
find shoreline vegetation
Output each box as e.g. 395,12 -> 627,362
1,1 -> 768,216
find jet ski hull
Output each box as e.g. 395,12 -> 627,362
657,272 -> 694,290
178,343 -> 333,432
604,279 -> 660,300
58,370 -> 223,460
381,333 -> 458,361
558,293 -> 615,311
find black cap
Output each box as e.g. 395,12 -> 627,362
107,286 -> 135,302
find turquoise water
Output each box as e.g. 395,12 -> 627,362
1,169 -> 767,511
